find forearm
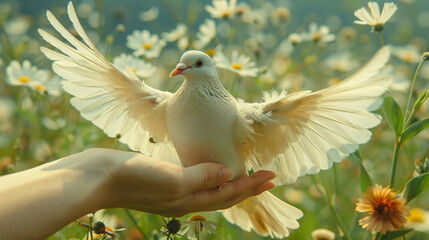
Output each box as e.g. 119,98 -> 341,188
0,149 -> 109,240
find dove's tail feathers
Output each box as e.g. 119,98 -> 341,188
222,191 -> 302,238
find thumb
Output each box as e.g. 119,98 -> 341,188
182,162 -> 232,192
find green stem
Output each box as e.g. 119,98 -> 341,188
389,138 -> 402,189
314,175 -> 351,240
379,32 -> 384,47
375,232 -> 381,240
89,213 -> 94,240
95,0 -> 104,41
405,59 -> 425,125
160,0 -> 182,23
13,89 -> 26,167
227,74 -> 238,95
1,31 -> 14,62
124,209 -> 148,239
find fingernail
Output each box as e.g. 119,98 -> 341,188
219,182 -> 227,191
219,167 -> 232,183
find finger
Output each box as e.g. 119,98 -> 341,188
181,162 -> 233,193
188,170 -> 276,212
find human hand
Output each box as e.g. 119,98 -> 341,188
97,148 -> 276,217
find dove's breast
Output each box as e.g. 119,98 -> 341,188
166,86 -> 246,179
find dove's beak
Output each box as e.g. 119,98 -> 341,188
169,63 -> 191,77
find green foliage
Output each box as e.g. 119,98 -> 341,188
403,172 -> 429,203
1,1 -> 429,240
412,90 -> 429,112
401,118 -> 429,143
383,96 -> 404,137
379,229 -> 413,240
351,152 -> 374,193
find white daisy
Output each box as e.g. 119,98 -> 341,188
180,215 -> 220,240
126,30 -> 166,59
235,2 -> 250,15
77,2 -> 94,19
391,45 -> 421,63
271,7 -> 291,26
42,116 -> 66,130
193,19 -> 216,49
406,208 -> 429,232
4,17 -> 31,36
139,7 -> 159,22
205,0 -> 237,19
325,51 -> 358,73
6,60 -> 49,90
162,23 -> 189,50
80,211 -> 125,239
382,65 -> 410,93
311,228 -> 336,240
288,33 -> 303,46
302,22 -> 335,45
241,9 -> 268,29
354,2 -> 398,32
42,75 -> 63,96
113,53 -> 156,79
214,50 -> 259,77
88,12 -> 101,29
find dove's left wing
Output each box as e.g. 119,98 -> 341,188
238,47 -> 391,185
39,2 -> 180,163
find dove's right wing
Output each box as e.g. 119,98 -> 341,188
39,2 -> 180,163
237,47 -> 392,185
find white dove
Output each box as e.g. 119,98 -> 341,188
39,2 -> 392,238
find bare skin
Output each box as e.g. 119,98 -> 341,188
0,148 -> 276,240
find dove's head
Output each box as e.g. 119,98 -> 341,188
169,50 -> 218,81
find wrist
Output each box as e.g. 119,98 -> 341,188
68,148 -> 116,213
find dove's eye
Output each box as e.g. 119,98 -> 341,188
195,59 -> 204,68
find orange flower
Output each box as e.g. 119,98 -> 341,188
356,184 -> 409,234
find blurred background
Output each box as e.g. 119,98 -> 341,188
1,0 -> 429,239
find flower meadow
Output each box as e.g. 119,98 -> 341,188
1,0 -> 429,239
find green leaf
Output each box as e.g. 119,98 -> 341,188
413,90 -> 429,111
351,152 -> 374,193
402,172 -> 429,203
382,96 -> 404,136
379,229 -> 413,240
401,118 -> 429,143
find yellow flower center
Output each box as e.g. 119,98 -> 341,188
130,67 -> 137,73
222,12 -> 230,18
407,208 -> 425,223
142,43 -> 153,50
313,32 -> 322,41
372,23 -> 385,32
35,84 -> 47,93
329,78 -> 341,86
334,62 -> 344,72
189,215 -> 206,222
403,53 -> 414,63
231,62 -> 243,70
205,49 -> 216,57
18,76 -> 31,83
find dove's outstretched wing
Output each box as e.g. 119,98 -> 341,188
39,2 -> 179,163
239,47 -> 391,185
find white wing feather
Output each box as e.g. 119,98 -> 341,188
39,2 -> 180,164
239,46 -> 392,184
